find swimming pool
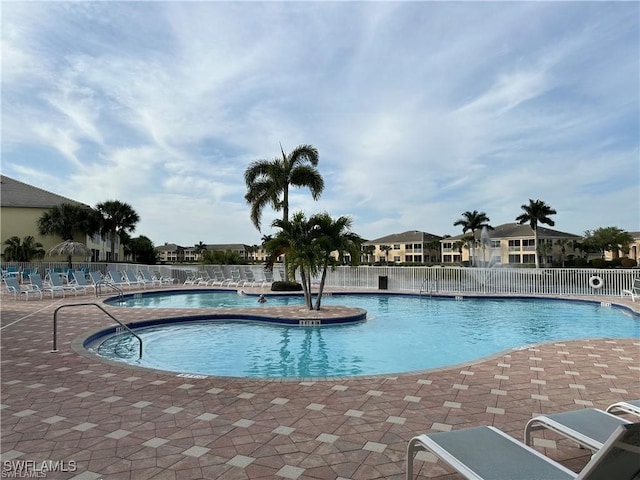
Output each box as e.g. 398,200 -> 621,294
93,292 -> 639,378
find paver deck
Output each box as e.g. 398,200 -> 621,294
1,286 -> 638,479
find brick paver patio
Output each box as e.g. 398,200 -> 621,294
1,287 -> 638,479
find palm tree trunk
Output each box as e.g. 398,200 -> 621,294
313,264 -> 328,310
533,228 -> 540,268
299,268 -> 312,310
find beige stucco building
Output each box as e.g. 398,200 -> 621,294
0,175 -> 119,262
441,223 -> 583,266
361,230 -> 443,264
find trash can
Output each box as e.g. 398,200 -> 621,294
378,275 -> 388,290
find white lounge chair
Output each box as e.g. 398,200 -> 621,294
4,276 -> 43,301
107,270 -> 130,289
621,278 -> 640,302
407,422 -> 640,480
49,272 -> 84,296
122,270 -> 145,288
30,273 -> 64,299
152,271 -> 175,285
137,270 -> 159,287
71,271 -> 98,295
524,407 -> 630,453
607,400 -> 640,418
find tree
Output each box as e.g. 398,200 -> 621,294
515,199 -> 556,268
380,245 -> 391,264
202,249 -> 247,265
128,236 -> 157,264
194,241 -> 207,260
37,203 -> 100,241
96,200 -> 140,261
37,203 -> 100,266
308,213 -> 362,309
582,227 -> 633,260
244,144 -> 324,281
362,245 -> 375,264
453,211 -> 492,266
266,212 -> 319,309
555,239 -> 576,268
2,236 -> 45,262
424,240 -> 442,263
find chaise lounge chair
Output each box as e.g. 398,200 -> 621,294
524,407 -> 631,453
607,399 -> 640,418
49,272 -> 85,296
72,271 -> 98,295
621,278 -> 640,302
107,269 -> 130,289
30,273 -> 65,299
4,276 -> 43,301
139,270 -> 161,287
407,422 -> 640,480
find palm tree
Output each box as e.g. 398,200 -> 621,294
515,199 -> 557,268
309,213 -> 362,309
555,239 -> 575,268
453,211 -> 492,266
362,245 -> 375,264
37,203 -> 100,265
194,241 -> 207,261
266,212 -> 319,309
244,144 -> 324,281
37,203 -> 99,241
380,245 -> 391,264
96,200 -> 140,262
2,236 -> 45,262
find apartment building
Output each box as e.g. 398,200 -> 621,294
361,230 -> 443,264
441,223 -> 582,266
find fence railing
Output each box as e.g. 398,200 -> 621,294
2,262 -> 637,297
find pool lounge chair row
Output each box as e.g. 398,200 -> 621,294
407,399 -> 640,480
4,269 -> 176,300
106,269 -> 175,289
4,272 -> 87,300
185,268 -> 274,288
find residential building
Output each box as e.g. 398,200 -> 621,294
156,243 -> 186,263
362,230 -> 443,264
441,223 -> 582,266
0,175 -> 118,262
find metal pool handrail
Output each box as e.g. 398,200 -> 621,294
52,303 -> 142,358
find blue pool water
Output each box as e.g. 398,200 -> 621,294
98,292 -> 639,378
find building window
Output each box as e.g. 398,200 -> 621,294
414,243 -> 422,251
405,244 -> 413,251
414,255 -> 422,262
443,254 -> 452,262
522,254 -> 536,263
508,240 -> 521,251
508,254 -> 521,264
490,240 -> 500,248
522,239 -> 536,251
393,255 -> 400,263
406,255 -> 413,262
393,244 -> 400,250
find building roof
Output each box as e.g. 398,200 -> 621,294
445,222 -> 581,241
205,243 -> 248,251
365,230 -> 443,245
0,175 -> 89,209
156,243 -> 184,252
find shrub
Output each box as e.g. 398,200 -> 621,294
271,281 -> 303,292
620,257 -> 638,268
590,258 -> 606,268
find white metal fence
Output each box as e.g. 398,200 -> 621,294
2,262 -> 637,297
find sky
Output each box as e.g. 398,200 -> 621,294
2,1 -> 639,248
